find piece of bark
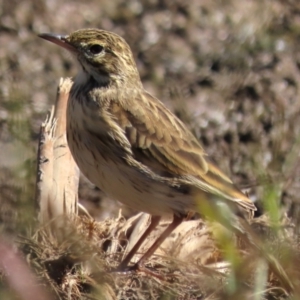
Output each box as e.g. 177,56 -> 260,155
35,78 -> 79,228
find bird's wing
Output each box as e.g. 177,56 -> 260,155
111,90 -> 255,211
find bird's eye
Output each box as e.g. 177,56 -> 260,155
89,44 -> 104,55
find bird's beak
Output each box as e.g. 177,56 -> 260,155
38,33 -> 76,53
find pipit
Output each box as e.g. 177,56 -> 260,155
39,29 -> 256,272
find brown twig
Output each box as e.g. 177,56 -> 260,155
35,78 -> 79,228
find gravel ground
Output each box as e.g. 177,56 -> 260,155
2,0 -> 300,222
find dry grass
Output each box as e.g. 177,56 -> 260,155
7,213 -> 295,299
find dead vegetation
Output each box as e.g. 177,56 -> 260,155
14,212 -> 297,299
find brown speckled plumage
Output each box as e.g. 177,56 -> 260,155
39,28 -> 256,271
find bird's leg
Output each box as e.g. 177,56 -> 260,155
131,214 -> 184,271
116,215 -> 161,271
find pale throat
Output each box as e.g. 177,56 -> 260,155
71,68 -> 108,103
75,64 -> 110,87
73,59 -> 142,94
74,68 -> 90,87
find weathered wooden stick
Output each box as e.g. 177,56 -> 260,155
35,78 -> 79,227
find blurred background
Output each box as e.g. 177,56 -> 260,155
1,0 -> 300,236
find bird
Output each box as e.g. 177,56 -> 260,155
38,28 -> 256,273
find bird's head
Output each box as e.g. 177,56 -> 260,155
39,28 -> 141,86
